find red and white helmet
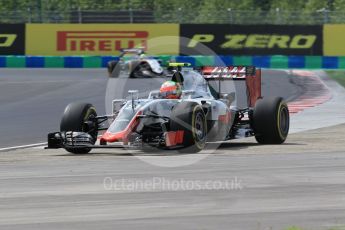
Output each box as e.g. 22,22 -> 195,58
159,81 -> 182,99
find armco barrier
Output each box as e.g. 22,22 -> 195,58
0,55 -> 344,69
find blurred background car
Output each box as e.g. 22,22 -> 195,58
107,48 -> 164,78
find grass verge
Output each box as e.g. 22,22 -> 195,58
326,70 -> 345,88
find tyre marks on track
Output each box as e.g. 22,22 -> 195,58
287,70 -> 332,114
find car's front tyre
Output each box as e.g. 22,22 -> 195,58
170,102 -> 207,153
60,102 -> 98,154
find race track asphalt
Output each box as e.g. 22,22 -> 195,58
0,124 -> 345,230
0,68 -> 300,148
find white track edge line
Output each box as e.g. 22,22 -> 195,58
0,142 -> 47,152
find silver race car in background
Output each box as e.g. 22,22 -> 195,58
107,48 -> 164,78
47,63 -> 290,153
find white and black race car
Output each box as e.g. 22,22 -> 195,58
47,63 -> 289,153
107,48 -> 164,78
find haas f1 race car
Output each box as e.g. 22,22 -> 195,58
47,63 -> 290,153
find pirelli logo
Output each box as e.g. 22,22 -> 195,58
57,31 -> 148,52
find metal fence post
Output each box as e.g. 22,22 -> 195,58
178,8 -> 182,23
324,9 -> 330,23
276,8 -> 281,24
27,7 -> 32,23
78,7 -> 82,23
129,8 -> 133,23
227,8 -> 233,24
37,0 -> 43,22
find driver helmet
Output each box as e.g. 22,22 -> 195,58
139,53 -> 146,59
160,81 -> 182,99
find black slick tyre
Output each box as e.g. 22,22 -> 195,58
170,102 -> 207,153
107,61 -> 118,78
253,97 -> 289,144
60,102 -> 98,154
130,62 -> 152,78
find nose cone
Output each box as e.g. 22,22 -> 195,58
100,110 -> 142,145
100,131 -> 126,143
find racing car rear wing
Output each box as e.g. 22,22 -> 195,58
201,66 -> 256,80
120,48 -> 145,55
201,66 -> 261,107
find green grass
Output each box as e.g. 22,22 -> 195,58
326,70 -> 345,88
285,226 -> 303,230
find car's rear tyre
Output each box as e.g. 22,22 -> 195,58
107,61 -> 118,78
60,102 -> 98,154
253,97 -> 289,144
170,102 -> 207,153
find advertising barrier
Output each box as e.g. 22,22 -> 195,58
1,23 -> 343,57
1,23 -> 345,68
26,24 -> 179,56
323,24 -> 345,56
0,24 -> 25,55
180,24 -> 323,56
